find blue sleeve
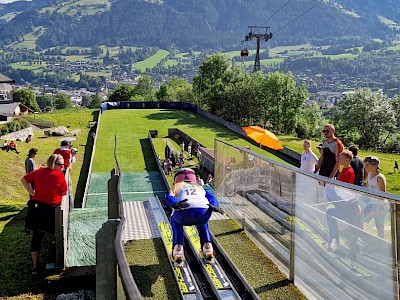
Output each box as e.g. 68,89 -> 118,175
165,194 -> 178,208
205,190 -> 219,207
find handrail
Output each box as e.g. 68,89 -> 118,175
113,135 -> 142,300
82,109 -> 101,208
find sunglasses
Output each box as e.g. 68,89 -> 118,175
322,130 -> 330,133
56,163 -> 64,167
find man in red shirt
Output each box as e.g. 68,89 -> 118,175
338,150 -> 355,184
53,140 -> 72,169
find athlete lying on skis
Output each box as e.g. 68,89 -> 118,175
165,168 -> 223,266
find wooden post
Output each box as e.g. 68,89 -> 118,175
96,220 -> 118,300
108,169 -> 119,220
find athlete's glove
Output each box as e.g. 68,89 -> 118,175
208,204 -> 224,215
173,199 -> 190,210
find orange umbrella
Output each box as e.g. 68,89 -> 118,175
242,126 -> 283,150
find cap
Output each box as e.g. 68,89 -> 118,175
316,144 -> 323,149
61,140 -> 72,146
71,147 -> 78,153
364,156 -> 380,168
174,168 -> 196,184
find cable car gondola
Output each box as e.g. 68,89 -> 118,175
240,48 -> 249,57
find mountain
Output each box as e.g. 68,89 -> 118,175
0,0 -> 398,50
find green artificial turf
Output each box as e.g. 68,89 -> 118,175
124,239 -> 181,300
209,219 -> 305,300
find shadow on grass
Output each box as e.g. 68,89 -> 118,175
213,228 -> 243,238
0,208 -> 54,298
74,110 -> 99,207
253,278 -> 292,293
140,138 -> 159,172
144,110 -> 239,140
145,110 -> 299,166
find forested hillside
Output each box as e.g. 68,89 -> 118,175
0,0 -> 398,50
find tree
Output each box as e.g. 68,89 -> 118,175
54,92 -> 72,110
193,53 -> 231,109
88,93 -> 103,108
36,94 -> 55,111
259,72 -> 308,134
108,84 -> 134,102
332,88 -> 395,149
156,84 -> 168,101
296,102 -> 324,139
133,76 -> 155,100
13,88 -> 39,111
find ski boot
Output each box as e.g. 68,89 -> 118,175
202,242 -> 215,264
172,244 -> 184,267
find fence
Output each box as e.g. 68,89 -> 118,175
55,168 -> 73,268
214,139 -> 400,300
96,136 -> 142,300
24,117 -> 55,128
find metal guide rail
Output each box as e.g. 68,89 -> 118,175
148,197 -> 202,300
148,196 -> 260,300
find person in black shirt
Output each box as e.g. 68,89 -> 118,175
348,145 -> 364,186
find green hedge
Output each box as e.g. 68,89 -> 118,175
0,118 -> 30,135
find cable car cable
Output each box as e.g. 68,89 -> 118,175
259,0 -> 293,27
273,0 -> 324,35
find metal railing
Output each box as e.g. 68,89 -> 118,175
214,139 -> 400,300
96,136 -> 141,300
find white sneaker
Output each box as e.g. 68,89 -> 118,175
172,244 -> 184,266
202,242 -> 214,264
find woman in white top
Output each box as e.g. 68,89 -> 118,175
363,156 -> 387,238
300,140 -> 319,173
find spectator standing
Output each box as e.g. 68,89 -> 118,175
206,174 -> 213,188
314,124 -> 343,178
394,160 -> 399,173
180,140 -> 185,153
70,148 -> 78,165
348,145 -> 364,186
21,154 -> 67,275
53,140 -> 71,170
337,150 -> 355,184
9,140 -> 20,154
363,156 -> 387,238
188,142 -> 192,158
300,140 -> 319,173
25,148 -> 38,174
196,175 -> 205,186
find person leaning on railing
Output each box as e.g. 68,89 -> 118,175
21,154 -> 67,275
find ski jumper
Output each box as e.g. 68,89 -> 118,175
165,183 -> 219,247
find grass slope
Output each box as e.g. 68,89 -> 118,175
134,50 -> 170,72
93,109 -> 286,173
0,108 -> 96,299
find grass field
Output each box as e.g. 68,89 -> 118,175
0,12 -> 19,22
134,49 -> 170,72
0,108 -> 96,299
243,58 -> 284,67
279,135 -> 400,195
9,27 -> 46,50
163,59 -> 179,67
93,109 -> 286,173
9,62 -> 47,72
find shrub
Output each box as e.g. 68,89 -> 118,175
0,118 -> 30,135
